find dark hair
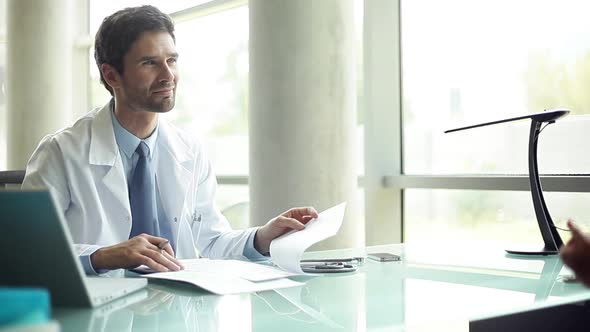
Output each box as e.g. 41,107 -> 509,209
94,5 -> 175,95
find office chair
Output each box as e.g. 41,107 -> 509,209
0,170 -> 25,189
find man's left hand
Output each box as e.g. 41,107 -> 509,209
254,207 -> 319,255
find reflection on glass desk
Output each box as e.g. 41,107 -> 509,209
53,243 -> 590,331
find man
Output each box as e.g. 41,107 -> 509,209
22,5 -> 318,274
560,220 -> 590,287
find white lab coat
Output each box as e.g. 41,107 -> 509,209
22,102 -> 256,259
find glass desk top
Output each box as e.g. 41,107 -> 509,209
53,243 -> 590,331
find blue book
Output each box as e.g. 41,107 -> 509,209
0,288 -> 50,327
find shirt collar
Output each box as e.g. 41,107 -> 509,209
110,100 -> 159,159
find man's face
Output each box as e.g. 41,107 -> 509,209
117,30 -> 179,113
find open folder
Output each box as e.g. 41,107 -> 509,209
140,203 -> 346,295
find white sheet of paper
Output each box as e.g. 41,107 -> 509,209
269,202 -> 346,274
136,258 -> 297,282
179,258 -> 298,282
144,270 -> 303,295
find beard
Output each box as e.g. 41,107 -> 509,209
121,81 -> 177,114
143,90 -> 176,113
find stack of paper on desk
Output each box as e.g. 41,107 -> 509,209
142,202 -> 346,295
142,260 -> 301,295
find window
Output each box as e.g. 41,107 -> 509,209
399,0 -> 590,242
363,0 -> 590,245
402,0 -> 590,175
169,5 -> 250,175
405,189 -> 590,245
172,5 -> 251,213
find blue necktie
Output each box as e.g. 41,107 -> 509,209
129,142 -> 175,250
129,142 -> 158,239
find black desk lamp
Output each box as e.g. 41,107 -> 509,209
445,109 -> 570,256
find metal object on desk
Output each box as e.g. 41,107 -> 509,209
300,257 -> 365,264
301,262 -> 357,273
300,257 -> 363,273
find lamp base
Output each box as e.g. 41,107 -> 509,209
505,246 -> 559,256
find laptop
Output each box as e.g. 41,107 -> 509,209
0,190 -> 147,307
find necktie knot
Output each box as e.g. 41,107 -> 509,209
136,141 -> 149,158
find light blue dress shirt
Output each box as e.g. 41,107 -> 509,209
80,107 -> 265,274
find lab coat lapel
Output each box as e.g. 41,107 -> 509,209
156,121 -> 193,246
89,102 -> 131,218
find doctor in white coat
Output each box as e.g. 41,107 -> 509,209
22,5 -> 318,274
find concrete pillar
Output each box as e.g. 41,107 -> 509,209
249,0 -> 362,249
7,0 -> 73,169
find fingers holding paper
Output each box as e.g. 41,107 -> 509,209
254,207 -> 319,255
285,207 -> 320,224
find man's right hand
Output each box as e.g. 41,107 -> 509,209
90,234 -> 183,272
